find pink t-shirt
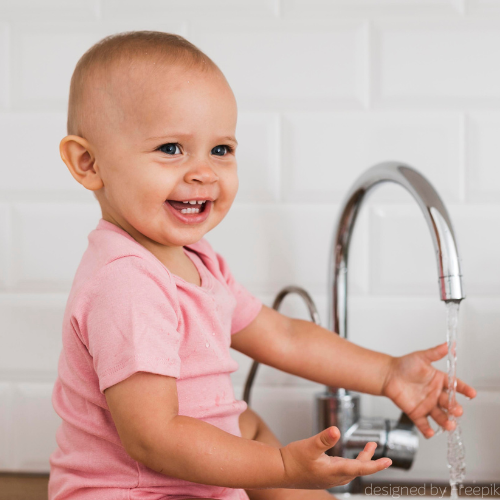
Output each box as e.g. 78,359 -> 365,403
49,218 -> 263,500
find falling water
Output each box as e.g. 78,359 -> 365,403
444,301 -> 466,499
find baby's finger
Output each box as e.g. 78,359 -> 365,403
430,406 -> 455,431
413,415 -> 434,438
456,378 -> 477,399
355,442 -> 378,461
310,426 -> 341,459
332,456 -> 391,478
423,342 -> 448,362
438,391 -> 463,417
443,376 -> 477,399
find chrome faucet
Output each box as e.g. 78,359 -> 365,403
243,161 -> 465,494
315,161 -> 465,493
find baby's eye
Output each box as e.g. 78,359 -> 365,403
211,145 -> 233,156
158,143 -> 181,155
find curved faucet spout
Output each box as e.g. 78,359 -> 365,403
329,161 -> 465,340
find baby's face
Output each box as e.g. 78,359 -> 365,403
94,61 -> 238,250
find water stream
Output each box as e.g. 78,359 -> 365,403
443,301 -> 466,499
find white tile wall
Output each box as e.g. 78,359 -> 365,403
0,1 -> 99,22
0,0 -> 498,483
190,20 -> 368,110
373,20 -> 500,106
205,203 -> 369,295
10,382 -> 61,472
234,112 -> 280,202
10,202 -> 101,291
282,111 -> 461,203
466,112 -> 500,201
102,0 -> 279,20
10,21 -> 186,111
0,113 -> 73,191
282,0 -> 464,18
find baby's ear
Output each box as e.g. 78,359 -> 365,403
60,135 -> 103,191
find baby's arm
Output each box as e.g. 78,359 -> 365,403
104,371 -> 390,490
105,371 -> 284,488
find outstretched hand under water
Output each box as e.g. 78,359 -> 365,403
380,342 -> 477,438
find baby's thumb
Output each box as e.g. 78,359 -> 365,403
424,342 -> 448,362
309,426 -> 340,458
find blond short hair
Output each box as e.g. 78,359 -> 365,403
67,30 -> 219,140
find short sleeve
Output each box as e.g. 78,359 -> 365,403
213,250 -> 263,335
81,256 -> 182,394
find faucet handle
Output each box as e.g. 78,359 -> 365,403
386,413 -> 419,469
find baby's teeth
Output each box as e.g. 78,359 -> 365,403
180,207 -> 200,214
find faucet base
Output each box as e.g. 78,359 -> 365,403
315,391 -> 419,494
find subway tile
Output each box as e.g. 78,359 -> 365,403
12,26 -> 103,109
466,112 -> 500,202
283,0 -> 463,18
205,203 -> 369,297
0,0 -> 99,22
235,112 -> 279,203
370,204 -> 441,296
369,205 -> 500,296
0,295 -> 65,375
453,390 -> 500,481
233,385 -> 321,444
282,112 -> 461,204
373,20 -> 500,106
11,22 -> 185,110
461,298 -> 500,389
349,297 -> 451,367
11,203 -> 101,291
191,21 -> 366,109
466,0 -> 500,15
449,206 -> 500,295
102,0 -> 278,20
11,382 -> 61,472
0,113 -> 76,191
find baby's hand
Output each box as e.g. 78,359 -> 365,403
381,342 -> 477,438
278,426 -> 391,489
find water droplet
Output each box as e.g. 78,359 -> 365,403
206,342 -> 210,348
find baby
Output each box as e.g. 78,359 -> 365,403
48,31 -> 476,500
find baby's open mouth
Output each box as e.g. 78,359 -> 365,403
166,200 -> 207,214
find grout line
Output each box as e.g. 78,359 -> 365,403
363,19 -> 371,110
93,0 -> 102,20
274,0 -> 282,18
459,0 -> 467,16
276,113 -> 284,203
459,112 -> 467,203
